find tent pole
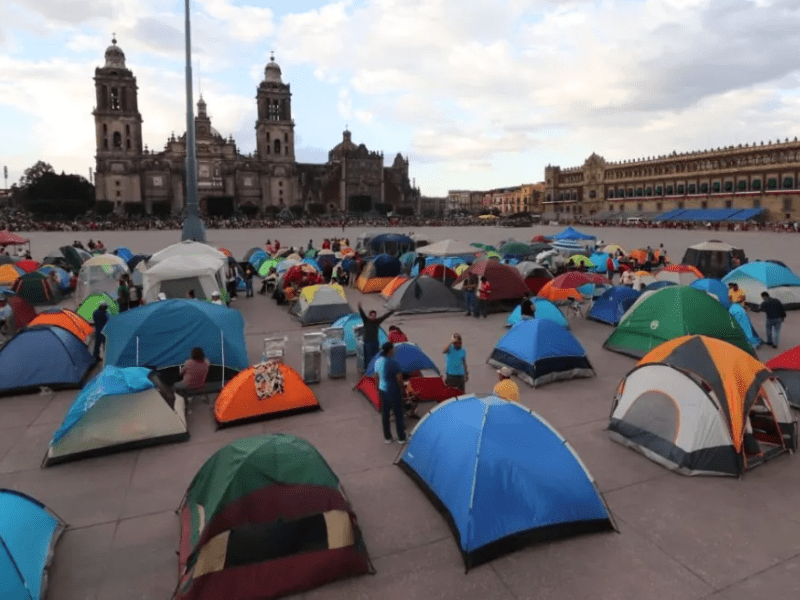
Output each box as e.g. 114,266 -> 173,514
136,336 -> 139,366
221,330 -> 225,387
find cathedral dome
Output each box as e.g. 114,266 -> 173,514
264,53 -> 283,83
329,130 -> 358,160
104,37 -> 126,68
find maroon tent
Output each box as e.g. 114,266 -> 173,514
0,231 -> 27,246
7,296 -> 36,333
453,261 -> 529,305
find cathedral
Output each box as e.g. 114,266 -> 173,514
92,38 -> 419,216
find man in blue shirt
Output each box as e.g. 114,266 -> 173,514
92,302 -> 109,361
374,342 -> 406,444
442,333 -> 468,391
760,292 -> 787,348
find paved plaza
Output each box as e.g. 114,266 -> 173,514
2,225 -> 799,600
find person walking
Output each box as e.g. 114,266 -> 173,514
605,255 -> 615,283
358,302 -> 395,368
244,264 -> 255,298
760,292 -> 786,348
373,342 -> 406,444
477,276 -> 492,318
92,302 -> 109,360
493,367 -> 520,401
116,277 -> 130,312
462,273 -> 478,316
442,333 -> 468,392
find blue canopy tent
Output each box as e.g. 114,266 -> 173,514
487,319 -> 594,387
0,489 -> 65,600
0,326 -> 95,396
729,304 -> 762,349
551,226 -> 596,241
506,298 -> 569,328
330,313 -> 388,355
103,300 -> 248,385
368,233 -> 414,256
690,278 -> 731,308
397,395 -> 615,569
588,286 -> 641,325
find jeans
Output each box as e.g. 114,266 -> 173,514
93,332 -> 105,360
364,340 -> 380,370
380,390 -> 406,441
766,318 -> 782,346
245,279 -> 253,297
464,291 -> 477,315
477,298 -> 488,318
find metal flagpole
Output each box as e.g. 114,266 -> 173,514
220,330 -> 225,387
181,0 -> 206,242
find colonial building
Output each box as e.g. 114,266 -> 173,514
92,39 -> 418,216
481,183 -> 544,215
544,140 -> 800,222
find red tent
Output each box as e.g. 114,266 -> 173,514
0,231 -> 27,246
453,260 -> 529,302
7,296 -> 36,332
766,346 -> 800,409
420,264 -> 457,285
15,260 -> 40,273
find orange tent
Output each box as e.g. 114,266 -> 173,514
0,264 -> 22,286
381,275 -> 409,299
660,264 -> 703,277
538,279 -> 580,302
356,275 -> 394,293
217,247 -> 232,257
214,361 -> 320,426
28,309 -> 93,343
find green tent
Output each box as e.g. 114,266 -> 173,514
499,242 -> 531,257
12,271 -> 63,306
177,434 -> 371,600
305,248 -> 318,258
604,286 -> 755,358
257,257 -> 280,277
77,292 -> 119,323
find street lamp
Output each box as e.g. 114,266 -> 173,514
181,0 -> 206,242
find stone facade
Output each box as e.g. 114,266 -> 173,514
544,141 -> 800,221
92,40 -> 418,216
481,183 -> 543,215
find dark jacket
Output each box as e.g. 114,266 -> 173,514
760,297 -> 786,320
359,306 -> 394,344
93,308 -> 109,333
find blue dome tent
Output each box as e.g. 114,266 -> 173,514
643,280 -> 677,292
331,313 -> 388,355
103,300 -> 247,385
729,303 -> 762,349
0,326 -> 95,396
588,286 -> 641,325
588,252 -> 617,274
506,298 -> 569,328
368,233 -> 414,256
0,489 -> 65,600
488,319 -> 594,387
397,395 -> 615,569
365,342 -> 438,376
691,278 -> 731,308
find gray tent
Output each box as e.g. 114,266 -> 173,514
290,284 -> 353,326
385,276 -> 464,314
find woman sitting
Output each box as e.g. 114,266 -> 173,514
173,347 -> 210,396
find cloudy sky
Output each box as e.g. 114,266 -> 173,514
2,0 -> 800,196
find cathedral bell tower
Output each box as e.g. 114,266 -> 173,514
255,53 -> 295,163
92,37 -> 143,211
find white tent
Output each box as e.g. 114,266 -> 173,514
75,254 -> 130,303
147,240 -> 226,267
418,239 -> 478,257
143,254 -> 225,302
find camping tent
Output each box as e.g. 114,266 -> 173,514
655,264 -> 703,285
766,346 -> 800,409
176,435 -> 372,600
44,367 -> 188,465
330,313 -> 388,355
603,286 -> 756,358
75,254 -> 129,303
104,300 -> 248,378
356,342 -> 439,410
681,240 -> 747,279
12,271 -> 62,305
380,275 -> 409,299
0,326 -> 95,395
147,240 -> 227,267
505,298 -> 568,328
0,489 -> 65,600
488,319 -> 594,387
588,286 -> 641,326
3,295 -> 36,335
368,233 -> 413,256
729,303 -> 761,348
418,239 -> 478,257
690,278 -> 731,308
420,264 -> 458,285
0,264 -> 23,286
37,265 -> 72,292
452,260 -> 529,306
142,254 -> 226,302
356,254 -> 402,293
551,226 -> 596,241
77,292 -> 119,323
43,246 -> 91,272
29,308 -> 93,343
290,284 -> 352,326
384,276 -> 463,314
214,361 -> 320,425
722,261 -> 800,309
397,395 -> 614,569
514,261 -> 553,294
609,335 -> 797,476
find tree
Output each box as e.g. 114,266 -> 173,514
18,161 -> 55,188
23,172 -> 94,217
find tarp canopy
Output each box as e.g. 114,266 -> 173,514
104,299 -> 248,370
397,395 -> 613,569
609,335 -> 796,476
368,233 -> 414,256
488,319 -> 594,387
0,231 -> 27,245
551,226 -> 596,241
176,435 -> 371,600
290,284 -> 352,326
603,286 -> 756,358
384,276 -> 463,314
0,489 -> 65,600
44,367 -> 188,465
0,326 -> 95,395
418,239 -> 478,257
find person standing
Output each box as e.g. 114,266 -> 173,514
358,303 -> 395,368
606,255 -> 615,282
477,276 -> 492,318
348,257 -> 360,288
92,302 -> 109,360
225,263 -> 237,301
414,253 -> 426,275
728,283 -> 746,308
244,264 -> 255,298
493,367 -> 520,402
442,333 -> 468,391
520,295 -> 535,320
373,342 -> 406,444
116,277 -> 130,312
621,268 -> 634,288
760,292 -> 786,348
462,273 -> 478,316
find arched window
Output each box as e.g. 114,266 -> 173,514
125,124 -> 130,135
101,85 -> 108,109
274,139 -> 281,154
113,131 -> 122,148
110,88 -> 120,110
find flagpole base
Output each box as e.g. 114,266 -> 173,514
181,214 -> 206,242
